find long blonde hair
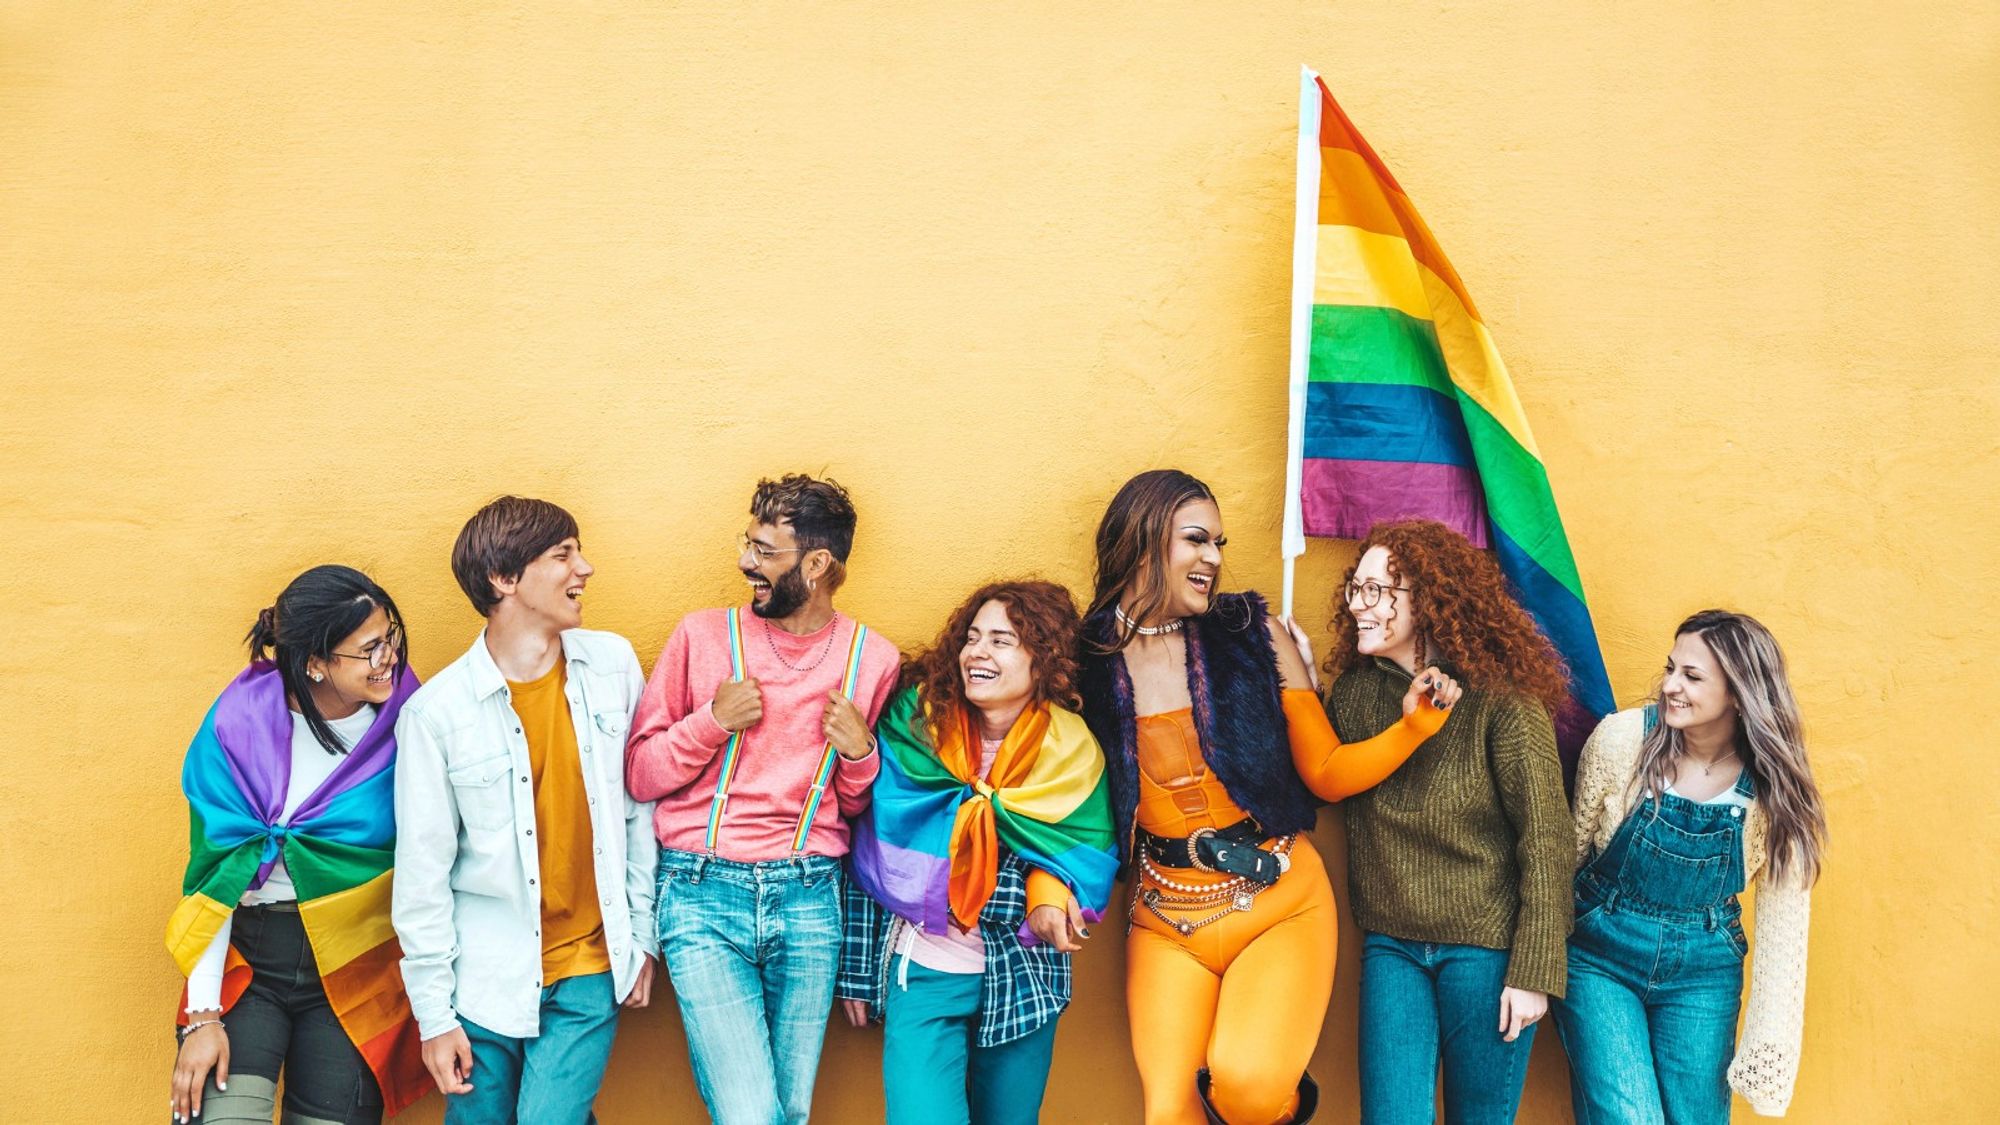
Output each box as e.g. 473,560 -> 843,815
1630,609 -> 1827,885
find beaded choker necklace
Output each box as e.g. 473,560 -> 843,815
764,613 -> 841,673
1115,605 -> 1184,636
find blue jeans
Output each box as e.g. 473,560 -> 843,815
881,962 -> 1060,1125
445,972 -> 619,1125
1357,933 -> 1535,1125
656,850 -> 844,1125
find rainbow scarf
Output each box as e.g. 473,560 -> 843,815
1288,71 -> 1614,765
165,663 -> 428,1115
850,686 -> 1118,938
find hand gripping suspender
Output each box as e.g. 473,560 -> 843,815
703,607 -> 871,854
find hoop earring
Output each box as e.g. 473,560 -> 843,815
807,575 -> 817,593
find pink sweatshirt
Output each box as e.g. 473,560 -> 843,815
627,607 -> 900,862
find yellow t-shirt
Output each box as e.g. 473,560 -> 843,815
507,660 -> 610,985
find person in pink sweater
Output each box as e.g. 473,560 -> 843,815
626,474 -> 899,1125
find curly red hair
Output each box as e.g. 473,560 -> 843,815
902,580 -> 1084,740
1324,520 -> 1569,715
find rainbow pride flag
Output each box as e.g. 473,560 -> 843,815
850,688 -> 1118,939
1280,69 -> 1614,764
165,663 -> 428,1115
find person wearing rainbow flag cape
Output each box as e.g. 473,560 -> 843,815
626,474 -> 900,1125
839,580 -> 1119,1125
391,497 -> 660,1124
166,565 -> 428,1124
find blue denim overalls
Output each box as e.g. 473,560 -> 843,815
1552,707 -> 1754,1125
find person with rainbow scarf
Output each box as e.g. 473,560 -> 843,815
166,565 -> 428,1124
839,579 -> 1119,1125
626,474 -> 901,1125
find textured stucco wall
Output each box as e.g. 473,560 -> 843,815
4,3 -> 1997,1120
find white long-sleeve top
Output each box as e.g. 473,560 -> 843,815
1572,708 -> 1813,1117
186,705 -> 377,1012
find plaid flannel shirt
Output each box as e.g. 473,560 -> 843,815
838,852 -> 1072,1047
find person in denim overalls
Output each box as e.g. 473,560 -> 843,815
1557,706 -> 1752,1124
1556,610 -> 1827,1122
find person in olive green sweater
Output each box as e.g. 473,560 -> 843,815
1319,520 -> 1575,1125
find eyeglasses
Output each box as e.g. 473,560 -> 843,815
331,624 -> 404,670
1345,579 -> 1412,609
738,534 -> 808,564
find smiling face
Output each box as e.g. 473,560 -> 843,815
958,599 -> 1036,720
1347,546 -> 1421,670
1661,630 -> 1737,732
740,519 -> 815,619
305,604 -> 400,714
499,536 -> 592,631
1151,499 -> 1224,621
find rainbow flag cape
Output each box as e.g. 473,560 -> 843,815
849,687 -> 1118,940
165,663 -> 428,1115
1280,68 -> 1614,767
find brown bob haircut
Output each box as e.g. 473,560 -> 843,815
450,496 -> 581,617
902,580 -> 1084,741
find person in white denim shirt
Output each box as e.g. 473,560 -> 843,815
392,496 -> 660,1125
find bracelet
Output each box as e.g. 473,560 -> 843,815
180,1018 -> 224,1039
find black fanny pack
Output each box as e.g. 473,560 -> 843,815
1140,818 -> 1286,886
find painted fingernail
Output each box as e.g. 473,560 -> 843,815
217,1082 -> 226,1091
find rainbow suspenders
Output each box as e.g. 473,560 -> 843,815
703,607 -> 871,854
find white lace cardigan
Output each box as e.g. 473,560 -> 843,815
1572,708 -> 1811,1116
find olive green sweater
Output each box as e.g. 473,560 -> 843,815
1325,658 -> 1575,996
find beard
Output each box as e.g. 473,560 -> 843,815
750,561 -> 813,620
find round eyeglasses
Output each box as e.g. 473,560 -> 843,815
331,624 -> 404,670
738,533 -> 808,563
1345,579 -> 1412,609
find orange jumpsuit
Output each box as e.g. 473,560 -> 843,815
1126,690 -> 1444,1125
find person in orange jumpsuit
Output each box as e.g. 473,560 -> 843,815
1077,470 -> 1462,1125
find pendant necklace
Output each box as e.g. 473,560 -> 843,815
1698,749 -> 1739,777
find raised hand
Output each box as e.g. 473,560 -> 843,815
712,677 -> 764,733
1400,666 -> 1463,716
822,691 -> 874,760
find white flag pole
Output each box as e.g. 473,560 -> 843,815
1280,65 -> 1323,620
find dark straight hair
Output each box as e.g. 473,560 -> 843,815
1085,469 -> 1218,653
246,565 -> 408,755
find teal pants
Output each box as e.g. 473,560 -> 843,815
881,963 -> 1060,1125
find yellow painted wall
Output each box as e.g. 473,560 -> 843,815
5,2 -> 1996,1120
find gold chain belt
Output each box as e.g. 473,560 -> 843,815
1132,834 -> 1296,937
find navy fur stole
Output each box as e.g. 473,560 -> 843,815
1079,591 -> 1319,861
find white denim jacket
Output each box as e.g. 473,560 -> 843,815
391,628 -> 659,1041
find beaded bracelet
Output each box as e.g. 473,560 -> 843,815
179,1018 -> 224,1040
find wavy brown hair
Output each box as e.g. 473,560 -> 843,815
1324,519 -> 1569,715
902,580 -> 1084,741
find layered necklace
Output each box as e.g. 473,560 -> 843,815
1114,605 -> 1183,636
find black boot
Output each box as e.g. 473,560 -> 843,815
1194,1068 -> 1227,1125
1290,1072 -> 1320,1124
1194,1069 -> 1320,1125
